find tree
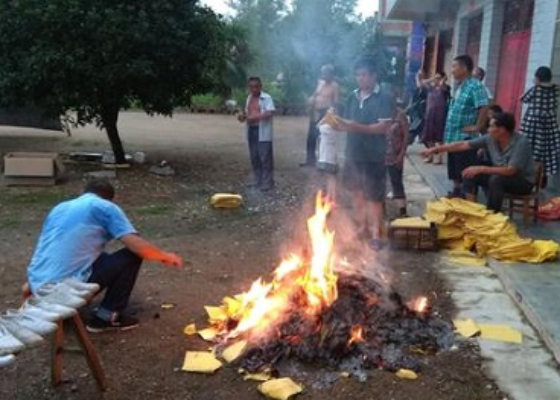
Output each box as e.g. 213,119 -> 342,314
0,0 -> 226,163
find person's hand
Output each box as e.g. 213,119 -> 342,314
421,148 -> 435,158
332,117 -> 351,132
462,166 -> 485,179
247,114 -> 260,125
161,252 -> 184,268
237,112 -> 247,123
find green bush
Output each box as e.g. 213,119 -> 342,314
191,93 -> 222,109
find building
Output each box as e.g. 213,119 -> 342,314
384,0 -> 560,124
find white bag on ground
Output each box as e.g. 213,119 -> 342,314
317,123 -> 340,173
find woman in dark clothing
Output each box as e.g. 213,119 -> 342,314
417,71 -> 451,164
520,66 -> 560,178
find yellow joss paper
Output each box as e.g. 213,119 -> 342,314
447,250 -> 487,267
453,319 -> 481,338
222,296 -> 241,316
183,323 -> 197,336
390,217 -> 431,229
198,327 -> 219,341
204,306 -> 228,321
182,351 -> 223,373
258,378 -> 303,400
395,369 -> 418,380
478,324 -> 523,344
222,340 -> 248,363
243,372 -> 272,382
210,193 -> 243,209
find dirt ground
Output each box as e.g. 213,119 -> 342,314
0,113 -> 506,399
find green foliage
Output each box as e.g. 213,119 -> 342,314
226,0 -> 365,109
0,0 -> 227,162
191,93 -> 222,109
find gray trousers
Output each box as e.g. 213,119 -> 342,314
248,126 -> 274,189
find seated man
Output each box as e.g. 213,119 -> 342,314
27,179 -> 184,332
422,112 -> 535,212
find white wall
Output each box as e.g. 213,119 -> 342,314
525,0 -> 560,91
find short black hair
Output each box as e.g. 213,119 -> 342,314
476,66 -> 486,80
535,66 -> 552,83
84,178 -> 115,200
454,55 -> 474,73
353,57 -> 378,76
248,76 -> 262,84
489,104 -> 503,113
491,112 -> 516,132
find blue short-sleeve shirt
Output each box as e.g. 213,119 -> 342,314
27,193 -> 137,292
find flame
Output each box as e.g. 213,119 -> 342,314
210,192 -> 339,341
348,325 -> 364,346
410,296 -> 429,313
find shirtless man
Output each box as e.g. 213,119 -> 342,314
300,65 -> 340,167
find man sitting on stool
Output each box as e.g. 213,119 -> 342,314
422,112 -> 535,212
26,179 -> 184,332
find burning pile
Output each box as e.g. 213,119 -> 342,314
185,193 -> 454,385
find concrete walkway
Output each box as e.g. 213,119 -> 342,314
406,143 -> 560,365
402,145 -> 560,399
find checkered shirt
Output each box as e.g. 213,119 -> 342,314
444,77 -> 489,143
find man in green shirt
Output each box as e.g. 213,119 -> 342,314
332,58 -> 393,249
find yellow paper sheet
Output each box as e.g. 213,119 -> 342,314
478,324 -> 523,344
453,319 -> 481,338
183,323 -> 197,336
182,351 -> 223,373
243,372 -> 272,382
447,250 -> 487,267
258,378 -> 303,400
390,217 -> 431,229
222,340 -> 248,363
204,306 -> 228,321
198,327 -> 219,341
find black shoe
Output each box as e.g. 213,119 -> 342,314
299,161 -> 315,168
86,314 -> 139,333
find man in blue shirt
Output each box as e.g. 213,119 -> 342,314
332,58 -> 393,249
27,179 -> 183,332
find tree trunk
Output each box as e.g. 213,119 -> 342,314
101,105 -> 126,164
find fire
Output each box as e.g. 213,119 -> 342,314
410,296 -> 429,314
348,325 -> 365,346
215,192 -> 339,341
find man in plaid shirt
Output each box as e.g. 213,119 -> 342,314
443,55 -> 489,197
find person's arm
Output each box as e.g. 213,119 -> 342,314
120,234 -> 183,267
462,165 -> 517,179
422,141 -> 472,158
463,82 -> 490,133
332,82 -> 340,108
334,119 -> 391,134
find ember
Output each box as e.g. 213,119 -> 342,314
192,192 -> 454,381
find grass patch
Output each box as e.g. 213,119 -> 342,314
0,216 -> 20,230
2,191 -> 71,208
133,203 -> 173,216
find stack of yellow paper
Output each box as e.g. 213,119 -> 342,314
425,198 -> 559,264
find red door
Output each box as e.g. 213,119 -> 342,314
495,30 -> 531,126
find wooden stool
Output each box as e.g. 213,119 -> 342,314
51,314 -> 107,391
388,220 -> 439,251
22,284 -> 107,391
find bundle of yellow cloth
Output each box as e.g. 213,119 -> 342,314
424,198 -> 559,264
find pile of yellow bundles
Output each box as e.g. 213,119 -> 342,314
424,198 -> 559,264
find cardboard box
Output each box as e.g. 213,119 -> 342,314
3,152 -> 65,186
